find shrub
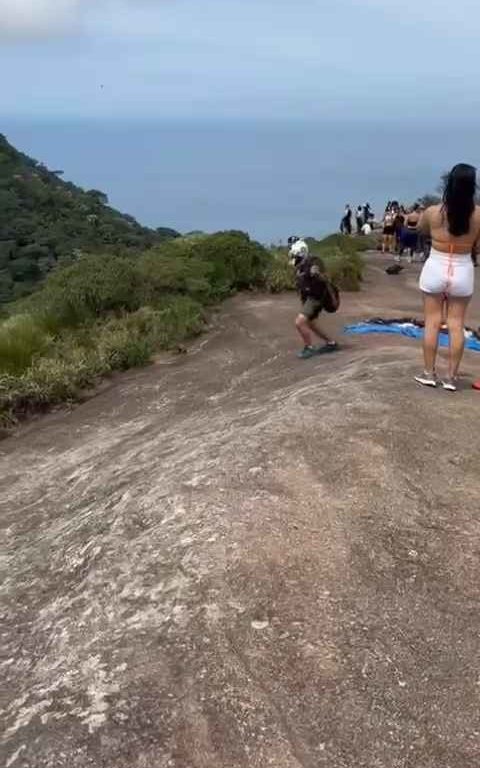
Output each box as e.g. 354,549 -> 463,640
0,313 -> 52,374
95,323 -> 153,371
136,249 -> 213,303
322,248 -> 364,291
30,253 -> 143,330
194,231 -> 270,296
265,249 -> 296,292
143,296 -> 205,348
0,295 -> 208,427
94,297 -> 204,364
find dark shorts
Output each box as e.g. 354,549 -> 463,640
402,229 -> 418,249
301,297 -> 323,320
383,225 -> 395,235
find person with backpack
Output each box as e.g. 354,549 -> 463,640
292,250 -> 340,359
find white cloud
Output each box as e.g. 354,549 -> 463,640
0,0 -> 171,40
0,0 -> 83,39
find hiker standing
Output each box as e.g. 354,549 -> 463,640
399,204 -> 421,262
416,163 -> 480,391
341,205 -> 352,235
393,205 -> 406,254
356,205 -> 364,234
382,208 -> 396,253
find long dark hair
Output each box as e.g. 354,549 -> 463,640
443,163 -> 477,236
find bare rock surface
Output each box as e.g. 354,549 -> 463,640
2,258 -> 480,767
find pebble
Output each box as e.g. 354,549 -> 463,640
251,620 -> 269,631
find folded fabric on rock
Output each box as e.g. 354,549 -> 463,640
344,321 -> 480,352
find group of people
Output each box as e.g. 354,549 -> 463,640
341,203 -> 373,236
289,163 -> 480,392
382,201 -> 426,261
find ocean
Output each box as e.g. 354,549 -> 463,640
3,119 -> 480,243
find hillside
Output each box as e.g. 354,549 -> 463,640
0,134 -> 179,303
3,265 -> 480,768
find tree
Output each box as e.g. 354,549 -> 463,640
9,257 -> 41,282
0,135 -> 180,303
86,189 -> 109,206
156,227 -> 181,240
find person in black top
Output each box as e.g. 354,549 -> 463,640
340,204 -> 353,235
399,204 -> 420,262
356,206 -> 364,234
394,206 -> 406,254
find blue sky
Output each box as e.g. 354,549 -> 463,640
2,0 -> 480,121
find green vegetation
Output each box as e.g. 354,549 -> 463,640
0,230 -> 366,428
0,231 -> 267,425
0,134 -> 179,303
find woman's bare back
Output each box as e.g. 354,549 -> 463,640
423,204 -> 480,254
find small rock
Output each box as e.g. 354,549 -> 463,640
251,620 -> 269,631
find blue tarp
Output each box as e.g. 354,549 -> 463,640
344,322 -> 480,352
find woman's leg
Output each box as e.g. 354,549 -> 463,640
446,297 -> 470,378
422,293 -> 443,373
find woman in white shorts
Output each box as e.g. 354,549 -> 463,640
416,164 -> 480,391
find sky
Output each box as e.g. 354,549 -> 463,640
2,0 -> 480,122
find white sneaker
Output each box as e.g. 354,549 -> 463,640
415,371 -> 437,388
442,378 -> 457,392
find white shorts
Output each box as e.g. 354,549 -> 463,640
419,248 -> 474,298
